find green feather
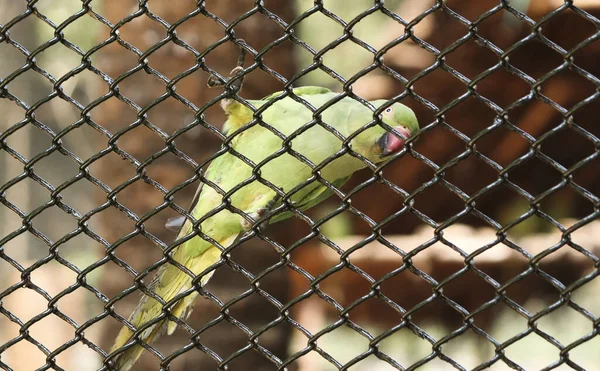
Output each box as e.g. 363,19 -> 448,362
268,175 -> 350,224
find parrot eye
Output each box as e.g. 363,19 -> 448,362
384,107 -> 393,115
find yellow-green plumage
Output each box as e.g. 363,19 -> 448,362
110,86 -> 419,370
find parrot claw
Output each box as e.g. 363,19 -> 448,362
230,66 -> 244,76
227,66 -> 245,94
207,75 -> 224,88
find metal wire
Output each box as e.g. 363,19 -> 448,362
1,0 -> 599,370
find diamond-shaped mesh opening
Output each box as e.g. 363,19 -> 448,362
440,330 -> 496,369
30,205 -> 81,243
569,333 -> 600,371
438,268 -> 497,312
33,42 -> 82,78
540,186 -> 597,223
536,303 -> 594,346
506,272 -> 562,311
146,0 -> 198,25
444,153 -> 499,196
541,68 -> 598,107
3,68 -> 55,107
0,45 -> 27,82
2,1 -> 600,370
146,42 -> 198,81
4,13 -> 55,52
504,331 -> 562,369
509,37 -> 567,80
34,0 -> 85,25
2,176 -> 50,215
541,7 -> 599,51
476,67 -> 534,108
55,68 -> 109,108
31,96 -> 81,134
412,67 -> 469,108
86,149 -> 138,191
110,69 -> 167,109
444,37 -> 501,81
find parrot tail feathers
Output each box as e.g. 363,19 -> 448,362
166,292 -> 200,335
164,234 -> 235,335
111,321 -> 164,371
165,247 -> 223,336
109,241 -> 226,370
109,262 -> 193,371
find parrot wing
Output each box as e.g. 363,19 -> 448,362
268,174 -> 351,224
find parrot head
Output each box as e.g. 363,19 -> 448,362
349,101 -> 419,162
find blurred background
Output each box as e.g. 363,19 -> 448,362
1,0 -> 600,370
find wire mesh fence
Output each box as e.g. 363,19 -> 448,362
1,0 -> 600,370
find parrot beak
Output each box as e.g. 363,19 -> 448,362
378,126 -> 411,157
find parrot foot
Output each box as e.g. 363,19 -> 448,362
240,193 -> 281,231
241,208 -> 268,231
231,194 -> 279,249
206,39 -> 247,95
226,66 -> 245,94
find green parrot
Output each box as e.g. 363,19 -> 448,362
109,69 -> 419,370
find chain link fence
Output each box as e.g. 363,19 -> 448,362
1,0 -> 600,370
